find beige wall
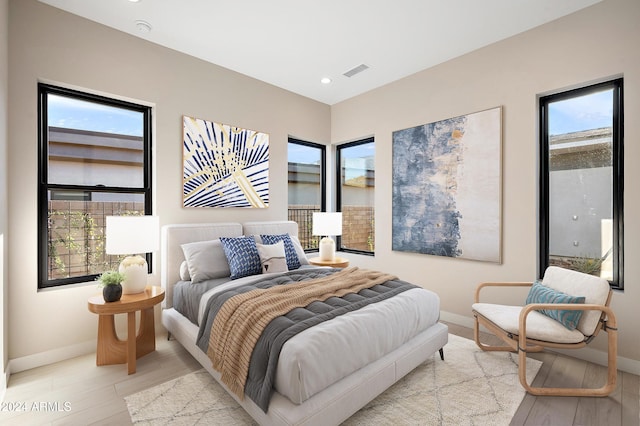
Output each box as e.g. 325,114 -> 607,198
7,0 -> 329,362
1,0 -> 9,393
332,0 -> 640,366
6,0 -> 640,374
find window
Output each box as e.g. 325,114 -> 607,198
287,138 -> 326,250
337,137 -> 375,254
539,79 -> 623,288
38,84 -> 152,288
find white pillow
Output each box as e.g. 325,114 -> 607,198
257,241 -> 288,274
253,234 -> 309,265
181,239 -> 231,283
179,260 -> 191,281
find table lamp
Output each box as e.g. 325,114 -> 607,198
105,215 -> 159,294
312,212 -> 342,261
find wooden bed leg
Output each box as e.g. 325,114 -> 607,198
439,348 -> 444,361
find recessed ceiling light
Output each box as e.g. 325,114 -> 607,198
135,20 -> 152,32
128,0 -> 141,3
320,77 -> 332,85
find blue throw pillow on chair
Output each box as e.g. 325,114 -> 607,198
526,280 -> 585,330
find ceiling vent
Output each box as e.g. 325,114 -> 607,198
343,64 -> 369,78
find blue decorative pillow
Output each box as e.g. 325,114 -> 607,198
260,234 -> 301,270
219,237 -> 262,280
525,280 -> 585,330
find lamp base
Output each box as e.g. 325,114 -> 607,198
319,237 -> 335,261
118,255 -> 148,294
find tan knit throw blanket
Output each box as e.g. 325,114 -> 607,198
207,267 -> 397,399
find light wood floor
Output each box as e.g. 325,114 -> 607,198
1,323 -> 638,425
446,323 -> 640,426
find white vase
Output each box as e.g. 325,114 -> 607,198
319,237 -> 335,261
118,255 -> 148,294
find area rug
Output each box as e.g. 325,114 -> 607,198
125,334 -> 541,425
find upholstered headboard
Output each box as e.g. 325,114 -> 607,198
242,220 -> 299,238
161,222 -> 243,307
160,220 -> 300,308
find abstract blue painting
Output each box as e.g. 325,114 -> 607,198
392,107 -> 502,262
183,116 -> 269,208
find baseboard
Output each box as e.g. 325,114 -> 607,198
0,367 -> 7,402
440,311 -> 476,329
7,328 -> 169,376
441,310 -> 640,376
551,346 -> 640,376
8,340 -> 96,375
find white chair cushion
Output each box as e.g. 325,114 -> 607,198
542,266 -> 610,336
472,303 -> 586,344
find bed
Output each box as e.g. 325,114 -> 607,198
161,220 -> 448,426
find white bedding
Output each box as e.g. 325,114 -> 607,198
195,270 -> 441,405
275,288 -> 440,403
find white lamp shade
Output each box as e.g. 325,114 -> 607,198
312,212 -> 343,237
105,215 -> 160,255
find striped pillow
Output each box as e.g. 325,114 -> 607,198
526,280 -> 585,330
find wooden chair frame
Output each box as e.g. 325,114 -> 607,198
473,281 -> 618,397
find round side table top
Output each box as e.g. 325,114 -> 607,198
88,286 -> 164,315
308,257 -> 350,268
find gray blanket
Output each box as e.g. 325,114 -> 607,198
173,277 -> 230,325
196,268 -> 418,412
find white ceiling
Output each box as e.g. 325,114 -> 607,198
38,0 -> 600,105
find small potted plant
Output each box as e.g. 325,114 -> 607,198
97,270 -> 125,302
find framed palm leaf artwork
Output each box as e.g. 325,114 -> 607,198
183,116 -> 269,208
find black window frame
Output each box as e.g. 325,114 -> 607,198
539,78 -> 623,289
336,137 -> 375,256
287,137 -> 326,252
37,83 -> 153,289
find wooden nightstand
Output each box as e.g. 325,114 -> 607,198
308,256 -> 350,268
88,286 -> 165,374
